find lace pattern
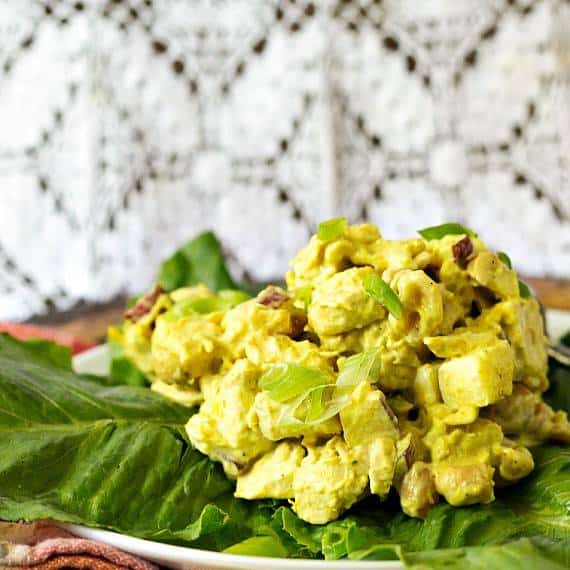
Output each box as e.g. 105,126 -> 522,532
0,0 -> 569,319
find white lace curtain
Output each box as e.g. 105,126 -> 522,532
1,0 -> 569,320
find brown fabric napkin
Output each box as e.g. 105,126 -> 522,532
0,522 -> 158,570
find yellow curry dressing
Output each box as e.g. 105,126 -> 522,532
112,223 -> 570,524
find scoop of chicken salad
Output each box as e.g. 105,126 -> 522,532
110,220 -> 570,525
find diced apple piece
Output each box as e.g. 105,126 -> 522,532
413,364 -> 442,405
438,340 -> 514,408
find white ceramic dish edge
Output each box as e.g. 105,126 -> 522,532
62,523 -> 401,570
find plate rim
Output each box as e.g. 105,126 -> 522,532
60,523 -> 400,569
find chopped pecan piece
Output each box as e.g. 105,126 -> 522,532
399,462 -> 438,518
423,264 -> 440,282
257,286 -> 290,309
452,236 -> 474,267
290,312 -> 308,338
124,284 -> 164,322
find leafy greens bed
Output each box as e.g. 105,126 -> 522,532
0,233 -> 569,569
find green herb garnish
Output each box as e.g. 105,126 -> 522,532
260,363 -> 330,403
317,217 -> 348,242
498,251 -> 513,269
336,349 -> 382,387
157,231 -> 237,292
218,289 -> 251,304
519,280 -> 532,299
363,274 -> 403,319
260,363 -> 332,428
170,289 -> 249,318
418,223 -> 478,241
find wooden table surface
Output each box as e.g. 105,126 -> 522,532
26,277 -> 570,345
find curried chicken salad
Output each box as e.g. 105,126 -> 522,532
110,219 -> 570,525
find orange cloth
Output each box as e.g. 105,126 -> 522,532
0,323 -> 96,355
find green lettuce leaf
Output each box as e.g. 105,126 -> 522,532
0,334 -> 251,550
21,338 -> 72,370
545,356 -> 570,415
108,337 -> 149,387
403,537 -> 570,569
157,231 -> 237,292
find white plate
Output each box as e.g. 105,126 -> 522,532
69,309 -> 570,569
63,524 -> 400,570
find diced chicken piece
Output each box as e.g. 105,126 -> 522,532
434,464 -> 495,506
308,267 -> 386,336
467,251 -> 519,299
186,360 -> 273,476
340,382 -> 399,497
244,336 -> 332,372
373,239 -> 426,273
368,438 -> 397,497
112,291 -> 173,377
492,298 -> 548,379
483,384 -> 540,435
437,340 -> 514,408
374,338 -> 423,391
341,382 -> 399,444
429,419 -> 503,463
388,395 -> 414,417
152,316 -> 224,383
108,324 -> 155,378
439,288 -> 467,335
221,299 -> 307,360
497,443 -> 534,482
398,462 -> 438,518
389,270 -> 444,339
150,379 -> 203,407
286,223 -> 383,291
484,384 -> 570,444
235,442 -> 305,500
292,436 -> 368,524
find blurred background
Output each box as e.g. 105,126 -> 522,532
1,0 -> 569,331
